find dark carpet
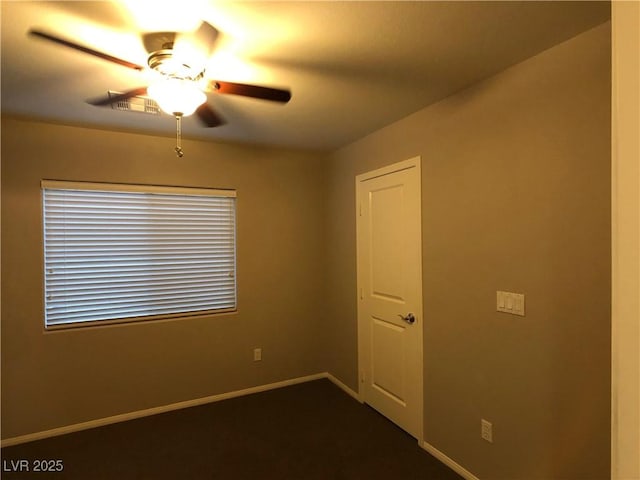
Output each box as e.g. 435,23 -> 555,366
1,379 -> 463,479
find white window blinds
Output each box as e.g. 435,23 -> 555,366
42,181 -> 236,328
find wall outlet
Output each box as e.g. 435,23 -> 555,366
481,419 -> 493,443
253,348 -> 262,362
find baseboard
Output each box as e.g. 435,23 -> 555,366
325,372 -> 361,402
422,442 -> 480,480
1,372 -> 328,448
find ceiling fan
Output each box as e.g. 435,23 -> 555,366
29,21 -> 292,156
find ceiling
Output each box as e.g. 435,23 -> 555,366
0,1 -> 610,152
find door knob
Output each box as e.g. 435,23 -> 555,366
398,313 -> 416,324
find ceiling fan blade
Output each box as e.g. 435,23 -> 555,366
29,29 -> 145,71
87,87 -> 149,107
173,22 -> 219,74
211,81 -> 291,103
196,103 -> 226,128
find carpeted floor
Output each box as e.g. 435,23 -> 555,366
1,379 -> 463,479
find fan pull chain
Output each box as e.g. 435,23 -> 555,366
175,114 -> 184,157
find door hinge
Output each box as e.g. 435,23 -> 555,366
359,287 -> 364,300
360,370 -> 366,383
359,202 -> 362,217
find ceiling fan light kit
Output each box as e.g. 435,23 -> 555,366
28,19 -> 292,157
146,41 -> 207,117
147,78 -> 206,117
144,39 -> 209,156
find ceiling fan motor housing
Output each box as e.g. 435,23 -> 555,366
148,47 -> 204,81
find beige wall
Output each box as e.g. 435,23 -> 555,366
326,22 -> 611,480
1,119 -> 327,439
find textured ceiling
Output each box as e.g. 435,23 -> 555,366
0,1 -> 610,151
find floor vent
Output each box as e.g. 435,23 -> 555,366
109,91 -> 161,115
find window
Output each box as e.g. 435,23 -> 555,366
42,181 -> 236,329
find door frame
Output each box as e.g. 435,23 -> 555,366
355,156 -> 424,443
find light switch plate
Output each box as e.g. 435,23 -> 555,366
497,291 -> 525,316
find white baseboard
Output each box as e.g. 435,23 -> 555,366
326,372 -> 361,402
422,441 -> 480,480
1,372 -> 329,448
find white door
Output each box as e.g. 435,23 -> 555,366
356,157 -> 423,440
